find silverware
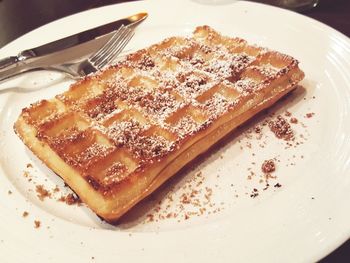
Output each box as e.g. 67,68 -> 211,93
52,25 -> 134,78
0,12 -> 147,82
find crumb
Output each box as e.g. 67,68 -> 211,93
290,117 -> 298,124
34,220 -> 41,228
305,112 -> 315,118
59,193 -> 82,206
26,163 -> 33,168
52,186 -> 60,193
284,111 -> 292,117
254,126 -> 262,134
146,214 -> 154,222
8,190 -> 12,195
66,194 -> 81,205
261,159 -> 276,174
250,191 -> 259,198
35,185 -> 51,201
268,115 -> 294,141
22,211 -> 29,217
263,183 -> 270,190
274,183 -> 282,188
142,169 -> 223,223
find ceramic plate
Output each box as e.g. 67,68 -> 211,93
1,0 -> 350,262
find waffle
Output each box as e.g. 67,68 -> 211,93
14,26 -> 304,222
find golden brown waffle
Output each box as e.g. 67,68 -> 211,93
14,26 -> 304,222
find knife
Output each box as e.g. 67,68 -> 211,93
0,12 -> 147,81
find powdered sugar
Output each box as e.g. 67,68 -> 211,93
27,26 -> 301,193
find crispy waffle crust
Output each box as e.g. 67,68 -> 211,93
14,26 -> 304,223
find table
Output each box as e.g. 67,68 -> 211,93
0,0 -> 349,261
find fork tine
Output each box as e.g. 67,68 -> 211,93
98,30 -> 134,69
93,31 -> 129,63
95,28 -> 132,66
89,25 -> 128,63
108,31 -> 135,61
87,23 -> 134,71
102,29 -> 133,60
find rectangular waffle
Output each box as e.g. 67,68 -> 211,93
14,26 -> 304,222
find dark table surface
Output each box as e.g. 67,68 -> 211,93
0,0 -> 349,261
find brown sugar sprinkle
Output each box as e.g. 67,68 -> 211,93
261,159 -> 276,174
21,164 -> 85,207
284,111 -> 292,117
76,143 -> 113,167
23,170 -> 30,178
34,220 -> 41,229
173,115 -> 201,138
144,171 -> 223,222
265,173 -> 277,180
290,117 -> 298,124
203,93 -> 231,120
146,214 -> 154,222
106,119 -> 174,160
65,193 -> 82,205
107,120 -> 144,147
305,112 -> 315,118
254,126 -> 262,134
26,163 -> 33,168
133,135 -> 174,160
263,183 -> 270,191
35,185 -> 51,201
250,189 -> 259,198
103,162 -> 128,185
59,193 -> 82,206
138,89 -> 183,121
52,186 -> 60,193
268,115 -> 294,141
22,211 -> 29,217
58,196 -> 66,202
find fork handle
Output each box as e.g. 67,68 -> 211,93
0,55 -> 35,82
0,56 -> 24,82
0,56 -> 19,70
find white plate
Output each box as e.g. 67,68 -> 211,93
1,0 -> 350,262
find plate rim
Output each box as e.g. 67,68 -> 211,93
1,0 -> 350,262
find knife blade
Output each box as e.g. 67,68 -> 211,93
0,12 -> 147,80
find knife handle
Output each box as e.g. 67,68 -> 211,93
0,56 -> 19,70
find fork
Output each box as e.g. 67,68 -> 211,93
51,25 -> 134,78
0,25 -> 134,87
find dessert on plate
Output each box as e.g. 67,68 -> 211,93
14,26 -> 304,222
